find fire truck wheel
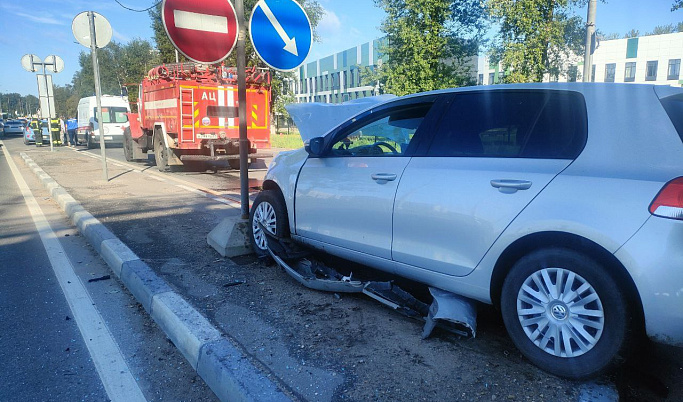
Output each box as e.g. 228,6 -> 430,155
229,159 -> 241,170
123,127 -> 134,162
154,131 -> 169,172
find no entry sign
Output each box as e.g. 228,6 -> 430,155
162,0 -> 239,64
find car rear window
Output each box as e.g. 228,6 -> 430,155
660,94 -> 683,143
427,90 -> 587,159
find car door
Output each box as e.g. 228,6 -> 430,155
392,90 -> 588,277
294,99 -> 440,260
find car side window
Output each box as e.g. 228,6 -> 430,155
330,103 -> 432,157
427,91 -> 587,159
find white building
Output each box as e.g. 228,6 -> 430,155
478,32 -> 683,86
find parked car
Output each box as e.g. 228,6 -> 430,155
23,124 -> 34,144
3,119 -> 27,136
250,83 -> 683,379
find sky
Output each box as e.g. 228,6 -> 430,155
0,0 -> 681,97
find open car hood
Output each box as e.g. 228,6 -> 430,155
285,95 -> 397,142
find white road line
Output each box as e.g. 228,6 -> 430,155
1,143 -> 147,402
174,10 -> 228,34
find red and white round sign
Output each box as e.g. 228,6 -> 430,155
162,0 -> 239,64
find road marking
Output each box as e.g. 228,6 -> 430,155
174,10 -> 228,34
1,142 -> 147,402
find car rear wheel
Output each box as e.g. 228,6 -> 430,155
500,248 -> 628,379
250,190 -> 289,258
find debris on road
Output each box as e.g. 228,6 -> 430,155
87,275 -> 111,283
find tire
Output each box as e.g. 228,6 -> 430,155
249,190 -> 289,258
86,132 -> 96,149
500,248 -> 628,379
229,158 -> 241,170
123,127 -> 134,162
153,130 -> 169,172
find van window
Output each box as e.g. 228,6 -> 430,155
427,90 -> 587,159
94,107 -> 129,124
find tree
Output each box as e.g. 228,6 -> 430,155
673,0 -> 682,11
71,39 -> 158,109
596,30 -> 620,40
649,24 -> 677,35
372,0 -> 486,96
623,29 -> 640,38
487,0 -> 586,83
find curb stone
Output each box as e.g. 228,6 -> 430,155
19,152 -> 290,402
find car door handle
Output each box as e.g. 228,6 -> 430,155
371,173 -> 397,182
491,179 -> 532,193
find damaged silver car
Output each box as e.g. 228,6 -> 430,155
250,83 -> 683,379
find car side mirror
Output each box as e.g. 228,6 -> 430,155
305,137 -> 325,157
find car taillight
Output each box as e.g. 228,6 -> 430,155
649,177 -> 683,220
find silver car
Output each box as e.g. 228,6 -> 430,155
250,83 -> 683,379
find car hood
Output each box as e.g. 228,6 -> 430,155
285,95 -> 397,142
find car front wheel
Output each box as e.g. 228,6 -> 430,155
250,190 -> 289,258
501,247 -> 628,379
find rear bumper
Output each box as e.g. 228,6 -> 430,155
615,216 -> 683,347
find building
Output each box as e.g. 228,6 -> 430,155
478,32 -> 683,86
293,38 -> 386,104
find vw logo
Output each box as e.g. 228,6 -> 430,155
551,304 -> 568,320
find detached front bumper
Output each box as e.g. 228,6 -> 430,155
615,216 -> 683,346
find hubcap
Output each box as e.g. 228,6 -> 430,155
516,267 -> 604,358
252,201 -> 276,251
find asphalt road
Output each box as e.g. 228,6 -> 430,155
0,138 -> 218,402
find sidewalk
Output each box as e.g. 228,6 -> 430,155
15,147 -> 291,402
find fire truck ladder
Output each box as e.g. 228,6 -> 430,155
180,87 -> 195,143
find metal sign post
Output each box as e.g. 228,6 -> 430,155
73,11 -> 113,181
236,0 -> 249,219
21,54 -> 63,152
89,11 -> 109,181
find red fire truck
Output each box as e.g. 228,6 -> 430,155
124,63 -> 271,171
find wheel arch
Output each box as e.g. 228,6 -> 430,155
490,231 -> 644,332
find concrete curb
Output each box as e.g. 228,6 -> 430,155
19,153 -> 289,402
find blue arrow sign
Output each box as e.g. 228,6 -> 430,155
249,0 -> 312,71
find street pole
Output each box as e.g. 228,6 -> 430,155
235,0 -> 250,219
583,0 -> 597,82
42,66 -> 54,152
88,11 -> 109,181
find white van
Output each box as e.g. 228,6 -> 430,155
77,95 -> 130,148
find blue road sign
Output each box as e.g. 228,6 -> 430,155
249,0 -> 312,71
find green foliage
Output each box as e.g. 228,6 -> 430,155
70,38 -> 159,115
0,93 -> 39,117
623,29 -> 640,38
487,0 -> 585,83
373,0 -> 486,96
270,132 -> 303,149
673,0 -> 683,11
648,24 -> 678,35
